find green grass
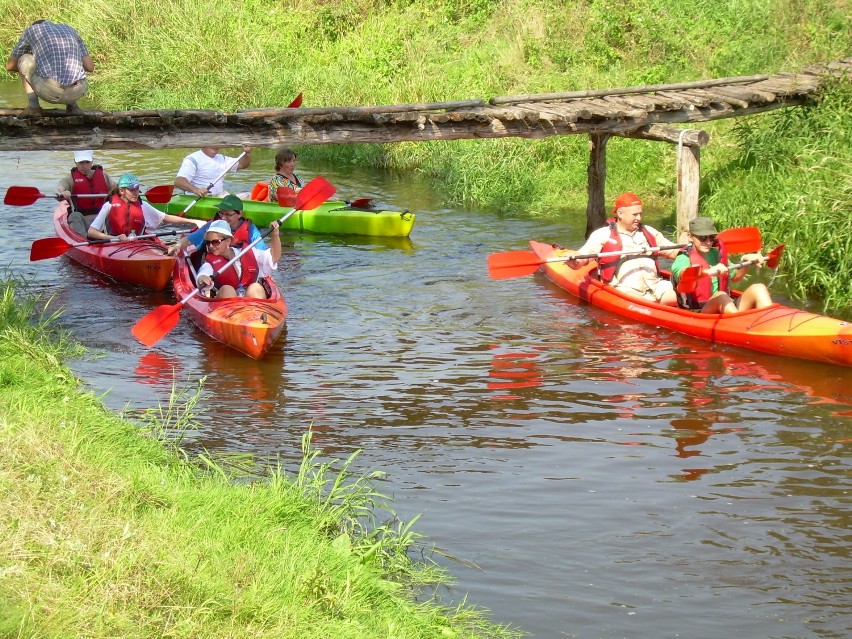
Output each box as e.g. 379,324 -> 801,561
1,0 -> 849,309
0,279 -> 518,638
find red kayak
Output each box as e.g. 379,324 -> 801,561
52,201 -> 175,290
529,240 -> 852,367
171,252 -> 287,359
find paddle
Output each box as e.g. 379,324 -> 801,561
676,245 -> 784,294
177,151 -> 247,217
350,198 -> 373,208
30,228 -> 187,261
132,176 -> 336,348
487,226 -> 763,280
489,244 -> 687,280
287,93 -> 303,108
4,184 -> 174,206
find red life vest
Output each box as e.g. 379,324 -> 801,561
105,194 -> 145,236
598,221 -> 660,283
204,249 -> 260,290
70,166 -> 109,214
276,186 -> 297,207
676,244 -> 730,310
230,218 -> 254,249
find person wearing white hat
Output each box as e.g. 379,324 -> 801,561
195,218 -> 281,299
56,150 -> 117,235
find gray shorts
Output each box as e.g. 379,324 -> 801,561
18,54 -> 88,104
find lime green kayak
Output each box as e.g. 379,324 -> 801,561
154,195 -> 415,237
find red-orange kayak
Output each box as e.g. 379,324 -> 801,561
53,201 -> 175,290
171,253 -> 287,359
530,240 -> 852,367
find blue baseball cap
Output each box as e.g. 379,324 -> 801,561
118,173 -> 141,189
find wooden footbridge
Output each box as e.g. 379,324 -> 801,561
1,57 -> 849,236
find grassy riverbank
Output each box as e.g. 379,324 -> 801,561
1,0 -> 849,311
0,280 -> 516,638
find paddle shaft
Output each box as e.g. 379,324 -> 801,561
179,151 -> 247,216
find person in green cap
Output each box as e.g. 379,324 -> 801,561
167,194 -> 266,256
86,173 -> 199,242
671,216 -> 772,314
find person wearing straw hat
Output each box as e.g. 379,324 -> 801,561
671,216 -> 772,314
195,219 -> 281,299
56,150 -> 117,234
87,173 -> 200,241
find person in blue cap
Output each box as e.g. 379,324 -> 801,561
87,173 -> 200,241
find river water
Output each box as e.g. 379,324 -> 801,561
2,83 -> 851,638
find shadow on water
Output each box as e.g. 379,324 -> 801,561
2,79 -> 851,639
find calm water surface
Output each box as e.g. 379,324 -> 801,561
2,82 -> 850,639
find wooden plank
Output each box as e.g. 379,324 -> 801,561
489,74 -> 771,105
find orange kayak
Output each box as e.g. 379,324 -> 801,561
171,253 -> 287,359
530,240 -> 852,367
53,201 -> 175,290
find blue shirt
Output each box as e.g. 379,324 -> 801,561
11,21 -> 89,86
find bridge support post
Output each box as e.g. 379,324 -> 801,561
675,141 -> 700,242
585,133 -> 611,239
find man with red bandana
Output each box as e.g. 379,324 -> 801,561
568,192 -> 680,305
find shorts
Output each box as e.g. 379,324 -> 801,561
18,54 -> 88,104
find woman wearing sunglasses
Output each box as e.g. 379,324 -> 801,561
87,173 -> 198,242
195,219 -> 281,300
671,216 -> 772,314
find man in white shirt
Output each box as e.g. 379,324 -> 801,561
174,147 -> 252,197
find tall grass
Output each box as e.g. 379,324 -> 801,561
1,0 -> 849,308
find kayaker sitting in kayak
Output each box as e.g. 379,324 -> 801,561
195,219 -> 281,300
167,194 -> 265,256
56,150 -> 117,235
249,148 -> 303,205
567,192 -> 681,305
671,216 -> 773,314
87,173 -> 200,242
175,147 -> 252,198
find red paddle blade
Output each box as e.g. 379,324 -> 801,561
30,237 -> 72,261
143,185 -> 174,204
718,226 -> 761,253
350,198 -> 373,208
676,265 -> 703,294
287,93 -> 303,108
132,303 -> 184,347
766,244 -> 784,268
487,251 -> 545,279
292,176 -> 336,211
4,186 -> 46,206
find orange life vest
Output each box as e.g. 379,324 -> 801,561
598,221 -> 660,283
676,244 -> 730,310
204,249 -> 260,290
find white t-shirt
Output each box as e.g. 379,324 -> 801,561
196,248 -> 278,283
176,150 -> 240,196
89,199 -> 167,233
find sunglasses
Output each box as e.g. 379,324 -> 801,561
694,234 -> 717,242
206,238 -> 229,247
122,185 -> 141,191
220,211 -> 240,217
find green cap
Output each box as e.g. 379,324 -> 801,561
689,216 -> 718,236
216,194 -> 244,212
118,173 -> 141,189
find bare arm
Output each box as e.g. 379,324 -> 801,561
237,146 -> 252,170
268,221 -> 281,263
5,56 -> 19,72
174,176 -> 207,197
82,55 -> 94,73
